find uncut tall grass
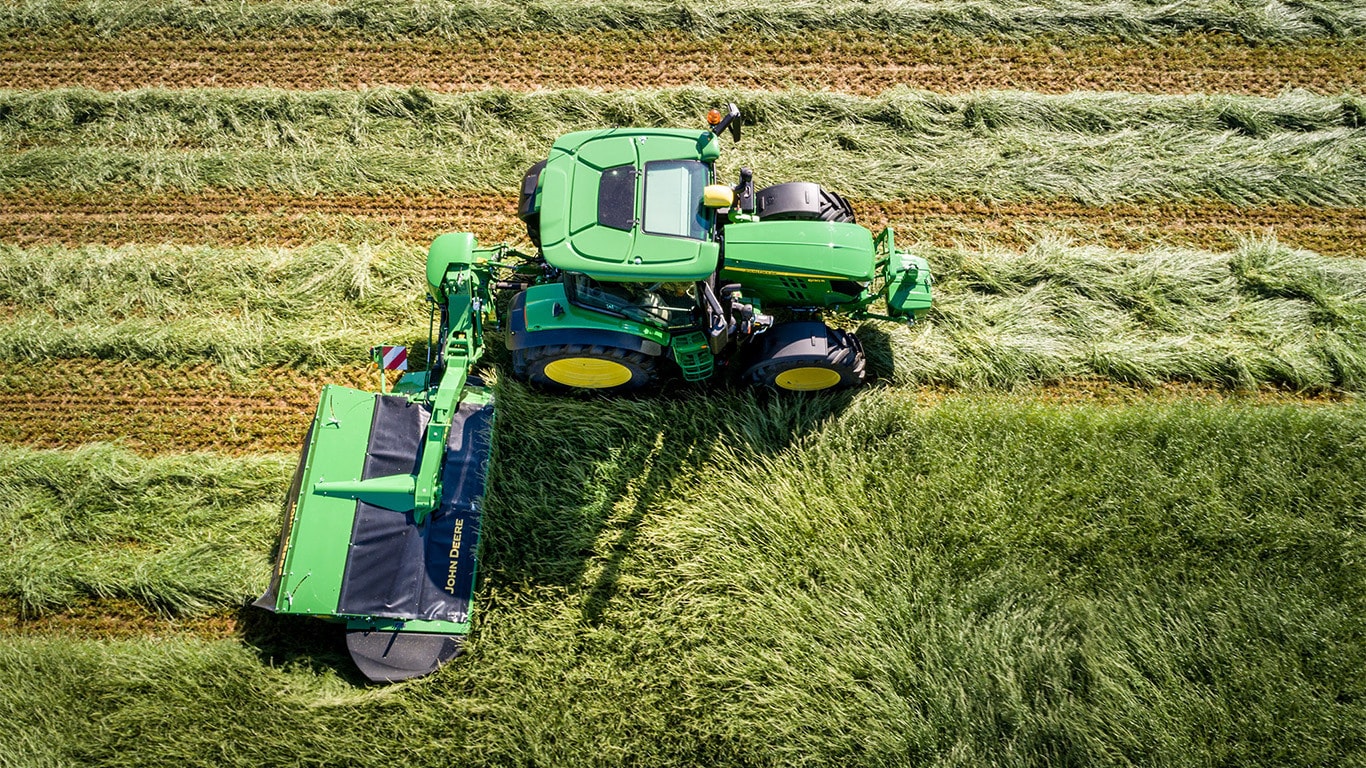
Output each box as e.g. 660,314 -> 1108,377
3,237 -> 1362,390
1,393 -> 1362,766
4,0 -> 1362,41
3,87 -> 1364,205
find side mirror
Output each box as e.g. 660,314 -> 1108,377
708,103 -> 742,143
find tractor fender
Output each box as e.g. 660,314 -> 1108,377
505,288 -> 666,356
517,160 -> 547,246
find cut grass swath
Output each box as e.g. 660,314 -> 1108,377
2,237 -> 1362,391
3,87 -> 1364,206
0,240 -> 429,368
0,443 -> 287,616
871,235 -> 1366,391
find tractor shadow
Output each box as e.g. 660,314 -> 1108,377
478,378 -> 860,628
239,369 -> 864,677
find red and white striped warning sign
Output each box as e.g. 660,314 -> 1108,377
371,345 -> 408,371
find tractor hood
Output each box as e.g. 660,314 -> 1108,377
538,128 -> 722,282
721,221 -> 877,282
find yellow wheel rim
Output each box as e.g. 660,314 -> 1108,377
774,366 -> 842,391
543,357 -> 634,388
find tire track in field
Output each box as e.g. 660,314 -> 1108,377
3,30 -> 1362,95
4,190 -> 1364,257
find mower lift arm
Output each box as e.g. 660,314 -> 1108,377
312,234 -> 494,523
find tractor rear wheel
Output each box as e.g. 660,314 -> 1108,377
744,321 -> 866,391
514,343 -> 657,393
517,160 -> 546,247
755,181 -> 856,223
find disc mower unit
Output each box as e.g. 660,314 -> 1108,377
256,233 -> 525,682
259,105 -> 932,682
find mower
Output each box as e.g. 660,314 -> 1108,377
256,104 -> 933,681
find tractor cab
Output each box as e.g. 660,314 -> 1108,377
508,104 -> 932,394
529,127 -> 724,282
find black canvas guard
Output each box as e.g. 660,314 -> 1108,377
337,395 -> 493,624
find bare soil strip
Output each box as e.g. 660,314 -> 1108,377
857,199 -> 1366,258
0,362 -> 1349,457
0,597 -> 239,639
4,190 -> 1363,257
0,190 -> 524,247
2,30 -> 1361,95
0,362 -> 373,454
0,190 -> 519,247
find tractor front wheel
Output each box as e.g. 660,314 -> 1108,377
514,343 -> 657,393
755,182 -> 856,223
744,321 -> 866,391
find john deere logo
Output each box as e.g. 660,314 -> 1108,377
444,519 -> 464,595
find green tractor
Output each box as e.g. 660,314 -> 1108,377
506,103 -> 932,393
256,105 -> 932,681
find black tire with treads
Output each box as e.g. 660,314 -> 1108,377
513,343 -> 657,393
755,181 -> 856,223
744,321 -> 866,391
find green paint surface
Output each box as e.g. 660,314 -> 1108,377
272,384 -> 375,616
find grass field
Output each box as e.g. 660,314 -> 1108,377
2,0 -> 1364,765
7,0 -> 1365,40
2,394 -> 1362,766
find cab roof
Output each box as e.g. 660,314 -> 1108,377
537,128 -> 723,282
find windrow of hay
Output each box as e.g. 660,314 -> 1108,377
3,0 -> 1363,41
871,235 -> 1366,391
0,443 -> 287,616
0,240 -> 428,368
2,237 -> 1362,390
3,87 -> 1365,205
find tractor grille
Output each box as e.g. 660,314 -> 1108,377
779,276 -> 808,301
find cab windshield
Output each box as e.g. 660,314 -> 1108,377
642,160 -> 710,240
567,274 -> 698,329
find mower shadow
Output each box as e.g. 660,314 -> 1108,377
477,379 -> 860,627
237,603 -> 370,685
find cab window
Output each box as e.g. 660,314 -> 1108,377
597,165 -> 636,231
642,160 -> 709,240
